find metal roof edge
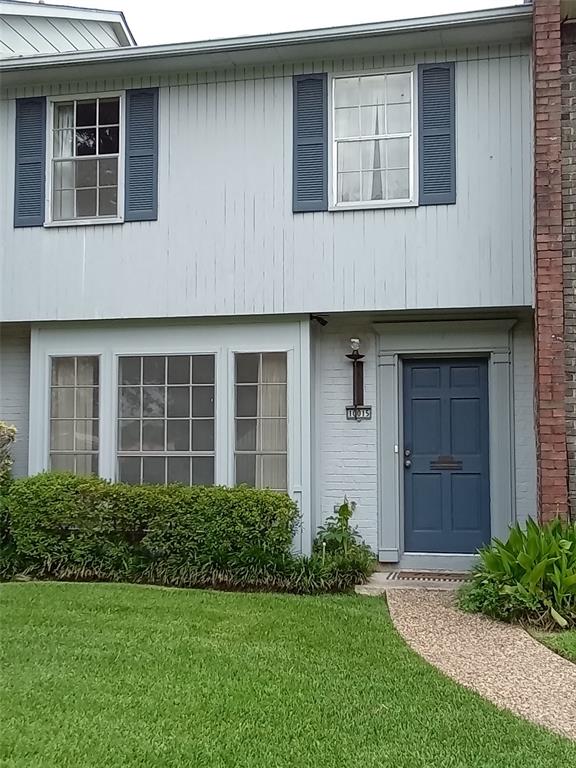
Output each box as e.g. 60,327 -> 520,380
0,0 -> 136,47
0,4 -> 531,71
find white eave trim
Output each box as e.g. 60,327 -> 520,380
0,4 -> 531,72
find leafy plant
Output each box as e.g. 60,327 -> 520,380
313,497 -> 375,577
459,518 -> 576,629
315,498 -> 364,555
2,473 -> 372,593
0,422 -> 17,490
0,490 -> 16,579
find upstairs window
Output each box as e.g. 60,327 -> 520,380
50,96 -> 121,222
333,72 -> 414,207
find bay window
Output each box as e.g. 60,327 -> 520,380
41,345 -> 292,493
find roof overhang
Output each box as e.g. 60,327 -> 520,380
0,4 -> 532,88
0,0 -> 136,47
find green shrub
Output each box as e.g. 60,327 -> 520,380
5,473 -> 297,581
2,473 -> 372,593
459,518 -> 576,629
0,488 -> 16,579
0,421 -> 17,489
313,497 -> 376,578
141,550 -> 372,594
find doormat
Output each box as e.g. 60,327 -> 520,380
383,570 -> 469,583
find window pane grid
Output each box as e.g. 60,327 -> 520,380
334,72 -> 412,204
49,356 -> 99,476
52,96 -> 120,221
117,355 -> 215,486
234,352 -> 288,492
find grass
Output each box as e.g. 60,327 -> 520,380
1,583 -> 575,768
534,629 -> 576,663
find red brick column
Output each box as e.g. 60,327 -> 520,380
533,0 -> 569,521
562,22 -> 576,519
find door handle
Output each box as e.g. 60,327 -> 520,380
404,459 -> 412,468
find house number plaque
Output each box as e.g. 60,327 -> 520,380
346,406 -> 372,421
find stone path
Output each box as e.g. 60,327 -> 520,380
386,589 -> 576,741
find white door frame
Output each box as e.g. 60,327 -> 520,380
374,319 -> 516,568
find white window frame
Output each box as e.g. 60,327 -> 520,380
44,91 -> 125,228
329,68 -> 418,211
232,350 -> 290,494
47,353 -> 101,475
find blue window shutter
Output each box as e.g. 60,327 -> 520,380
293,74 -> 328,213
418,63 -> 456,205
14,97 -> 46,228
125,88 -> 159,222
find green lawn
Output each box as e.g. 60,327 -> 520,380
534,629 -> 576,663
1,584 -> 575,768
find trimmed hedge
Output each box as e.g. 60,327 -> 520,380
1,473 -> 374,593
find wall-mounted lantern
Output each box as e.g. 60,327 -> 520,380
346,338 -> 364,406
345,339 -> 372,421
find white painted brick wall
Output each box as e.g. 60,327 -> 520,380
312,317 -> 538,553
0,325 -> 30,477
512,320 -> 537,524
313,322 -> 379,551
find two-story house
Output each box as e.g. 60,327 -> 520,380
0,1 -> 540,570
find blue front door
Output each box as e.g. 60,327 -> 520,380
403,359 -> 490,554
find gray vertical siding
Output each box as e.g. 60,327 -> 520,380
0,44 -> 532,322
0,325 -> 30,478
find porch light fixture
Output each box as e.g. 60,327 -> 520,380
346,338 -> 365,407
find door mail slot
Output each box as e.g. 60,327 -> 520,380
430,455 -> 463,470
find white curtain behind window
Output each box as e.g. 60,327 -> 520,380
53,104 -> 75,219
54,103 -> 74,158
256,354 -> 287,491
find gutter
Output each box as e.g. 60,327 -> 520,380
0,4 -> 532,72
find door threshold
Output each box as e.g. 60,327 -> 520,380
396,552 -> 478,572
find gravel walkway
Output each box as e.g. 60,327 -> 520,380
386,589 -> 576,741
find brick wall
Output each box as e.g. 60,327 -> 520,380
533,0 -> 570,521
562,21 -> 576,519
313,322 -> 379,551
